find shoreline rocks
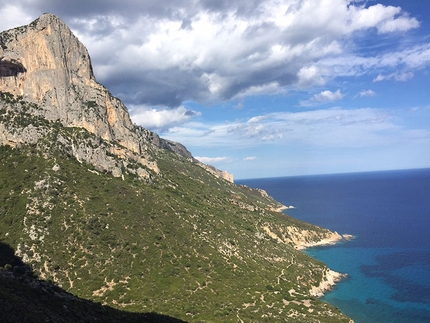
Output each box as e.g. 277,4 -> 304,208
294,231 -> 355,250
310,269 -> 347,297
306,234 -> 355,299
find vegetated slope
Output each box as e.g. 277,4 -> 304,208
0,243 -> 187,323
0,13 -> 352,322
0,123 -> 349,322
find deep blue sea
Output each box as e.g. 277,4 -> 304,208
237,169 -> 430,323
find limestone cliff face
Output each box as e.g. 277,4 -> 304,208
198,163 -> 234,183
0,14 -> 233,182
0,14 -> 142,150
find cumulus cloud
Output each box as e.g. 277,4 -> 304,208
0,0 -> 422,107
347,3 -> 419,34
297,66 -> 326,87
301,89 -> 345,106
312,89 -> 345,102
129,106 -> 201,131
377,13 -> 419,33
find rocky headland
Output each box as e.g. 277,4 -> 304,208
0,14 -> 353,322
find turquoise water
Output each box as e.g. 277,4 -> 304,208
237,169 -> 430,323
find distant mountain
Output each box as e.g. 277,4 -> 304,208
0,14 -> 352,322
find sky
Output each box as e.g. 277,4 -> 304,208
1,0 -> 429,179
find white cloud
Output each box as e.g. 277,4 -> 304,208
313,43 -> 430,84
161,107 -> 430,151
130,106 -> 201,131
373,71 -> 414,82
301,89 -> 345,106
347,3 -> 419,34
195,156 -> 229,164
1,0 -> 420,107
377,14 -> 420,33
357,90 -> 376,98
372,74 -> 385,83
232,82 -> 284,100
0,4 -> 33,31
297,66 -> 326,87
313,89 -> 345,102
244,156 -> 257,161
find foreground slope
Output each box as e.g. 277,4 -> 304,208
0,14 -> 352,322
0,241 -> 186,323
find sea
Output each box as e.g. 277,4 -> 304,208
237,168 -> 430,323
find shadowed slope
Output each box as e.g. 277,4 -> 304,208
0,242 -> 187,323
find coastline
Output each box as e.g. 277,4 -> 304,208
310,269 -> 346,298
303,233 -> 354,298
273,199 -> 355,299
238,172 -> 430,323
254,182 -> 355,312
273,204 -> 296,213
293,231 -> 355,251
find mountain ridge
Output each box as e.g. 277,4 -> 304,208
0,13 -> 233,182
0,14 -> 352,322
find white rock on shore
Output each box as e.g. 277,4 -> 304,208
294,231 -> 355,250
310,269 -> 346,297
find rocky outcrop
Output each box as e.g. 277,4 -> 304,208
0,14 -> 152,150
197,162 -> 234,183
149,130 -> 234,182
285,228 -> 344,250
0,14 -> 233,181
260,222 -> 351,300
260,221 -> 353,251
150,133 -> 193,159
0,93 -> 158,179
309,269 -> 346,297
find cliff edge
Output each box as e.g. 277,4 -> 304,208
0,13 -> 233,182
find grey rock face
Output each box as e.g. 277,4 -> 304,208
0,14 -> 144,152
0,14 -> 233,182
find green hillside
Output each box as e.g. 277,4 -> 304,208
0,96 -> 351,322
0,242 -> 186,323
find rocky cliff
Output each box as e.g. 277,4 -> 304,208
0,14 -> 352,323
0,13 -> 233,182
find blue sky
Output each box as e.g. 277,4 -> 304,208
1,0 -> 429,179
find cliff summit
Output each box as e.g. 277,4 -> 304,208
0,13 -> 233,182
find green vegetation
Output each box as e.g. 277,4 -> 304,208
0,92 -> 23,104
0,93 -> 351,322
0,242 -> 186,322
